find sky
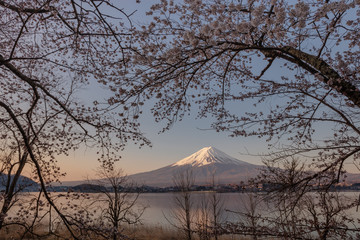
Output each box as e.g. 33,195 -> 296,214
53,0 -> 270,181
56,0 -> 265,180
58,109 -> 267,181
43,0 -> 359,181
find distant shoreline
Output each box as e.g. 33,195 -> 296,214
16,182 -> 360,193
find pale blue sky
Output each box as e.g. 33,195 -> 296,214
59,111 -> 267,180
57,0 -> 268,180
52,0 -> 359,181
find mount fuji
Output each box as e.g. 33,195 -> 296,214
128,147 -> 262,187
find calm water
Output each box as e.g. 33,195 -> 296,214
6,191 -> 360,228
135,191 -> 360,226
138,192 -> 248,226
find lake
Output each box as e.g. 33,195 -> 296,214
6,191 -> 360,230
132,191 -> 360,227
138,192 -> 248,226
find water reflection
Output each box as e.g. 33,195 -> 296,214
138,192 -> 267,226
6,191 -> 360,228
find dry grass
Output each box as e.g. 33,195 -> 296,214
0,224 -> 254,240
0,224 -> 72,240
126,225 -> 252,240
126,225 -> 181,240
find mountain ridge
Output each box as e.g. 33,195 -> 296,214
0,174 -> 38,191
171,146 -> 251,167
55,147 -> 360,188
129,146 -> 262,187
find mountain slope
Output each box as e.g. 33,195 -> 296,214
129,147 -> 262,187
172,146 -> 251,167
0,174 -> 38,191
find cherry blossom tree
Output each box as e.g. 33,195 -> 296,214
226,190 -> 358,239
90,166 -> 145,240
0,0 -> 149,237
61,166 -> 145,240
172,168 -> 195,240
119,0 -> 360,236
123,0 -> 360,191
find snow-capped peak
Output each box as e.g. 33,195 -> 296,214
171,146 -> 249,167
